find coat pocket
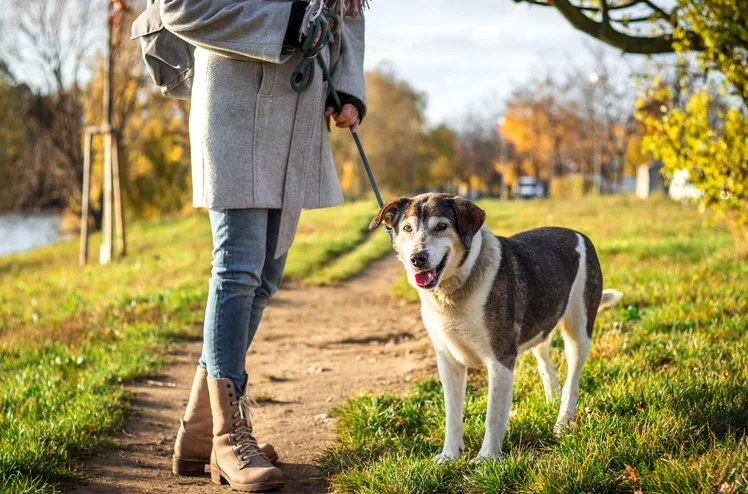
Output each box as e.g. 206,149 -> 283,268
131,0 -> 194,100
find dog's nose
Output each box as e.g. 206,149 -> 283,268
410,251 -> 428,268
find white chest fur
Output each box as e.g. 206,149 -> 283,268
419,231 -> 501,368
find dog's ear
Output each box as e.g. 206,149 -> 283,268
369,197 -> 408,230
450,197 -> 486,247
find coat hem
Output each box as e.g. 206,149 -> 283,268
191,198 -> 344,211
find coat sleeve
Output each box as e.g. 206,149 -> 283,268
329,16 -> 367,113
160,0 -> 294,63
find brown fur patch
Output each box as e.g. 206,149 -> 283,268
449,197 -> 486,248
369,197 -> 409,230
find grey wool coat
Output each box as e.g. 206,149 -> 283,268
159,0 -> 367,258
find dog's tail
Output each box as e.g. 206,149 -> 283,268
598,289 -> 623,311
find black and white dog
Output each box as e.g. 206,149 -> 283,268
370,193 -> 622,461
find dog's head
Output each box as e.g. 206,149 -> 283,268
370,193 -> 486,290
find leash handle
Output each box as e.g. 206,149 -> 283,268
291,13 -> 392,240
289,12 -> 337,92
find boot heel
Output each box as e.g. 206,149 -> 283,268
172,456 -> 208,476
210,467 -> 227,485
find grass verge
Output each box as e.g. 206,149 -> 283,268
0,201 -> 384,492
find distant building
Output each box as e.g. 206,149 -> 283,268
636,160 -> 666,199
620,175 -> 637,194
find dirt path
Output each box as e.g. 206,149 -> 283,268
70,255 -> 435,494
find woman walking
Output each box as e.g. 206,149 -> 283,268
158,1 -> 367,490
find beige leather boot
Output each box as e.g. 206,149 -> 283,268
208,378 -> 284,492
172,367 -> 214,475
173,368 -> 278,476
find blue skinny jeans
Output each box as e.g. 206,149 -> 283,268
199,208 -> 287,396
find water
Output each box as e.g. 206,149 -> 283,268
0,212 -> 63,256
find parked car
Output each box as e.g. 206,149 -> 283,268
517,176 -> 544,199
668,169 -> 703,201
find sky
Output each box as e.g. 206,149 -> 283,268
363,0 -> 635,125
1,0 -> 644,126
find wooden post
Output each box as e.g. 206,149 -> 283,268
112,131 -> 126,257
100,0 -> 115,265
79,132 -> 93,266
80,1 -> 128,266
101,132 -> 113,264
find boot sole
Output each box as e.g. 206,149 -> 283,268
172,456 -> 208,476
173,453 -> 279,477
211,466 -> 284,492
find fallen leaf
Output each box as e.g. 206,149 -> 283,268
624,463 -> 638,483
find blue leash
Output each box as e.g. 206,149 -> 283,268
290,11 -> 392,241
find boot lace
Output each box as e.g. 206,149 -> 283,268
229,395 -> 268,464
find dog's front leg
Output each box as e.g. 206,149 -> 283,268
477,360 -> 514,460
434,350 -> 467,463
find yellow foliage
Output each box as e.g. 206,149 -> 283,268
638,83 -> 748,246
549,174 -> 586,200
340,161 -> 357,197
82,19 -> 192,219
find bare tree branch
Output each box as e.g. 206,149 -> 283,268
9,0 -> 103,92
612,14 -> 657,24
514,0 -> 704,54
641,0 -> 669,18
601,0 -> 610,24
1,0 -> 106,212
520,1 -> 650,13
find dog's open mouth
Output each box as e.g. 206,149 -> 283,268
414,254 -> 448,289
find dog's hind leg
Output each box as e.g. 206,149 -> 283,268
532,336 -> 559,403
556,312 -> 590,435
434,350 -> 467,463
476,360 -> 514,460
555,234 -> 596,435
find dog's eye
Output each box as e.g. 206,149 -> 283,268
403,225 -> 412,233
435,223 -> 448,231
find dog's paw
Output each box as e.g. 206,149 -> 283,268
553,423 -> 565,437
434,452 -> 460,464
553,420 -> 576,437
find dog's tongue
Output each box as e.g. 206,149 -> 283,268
415,269 -> 436,287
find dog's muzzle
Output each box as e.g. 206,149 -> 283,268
414,253 -> 448,289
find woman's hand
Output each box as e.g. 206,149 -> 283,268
308,27 -> 323,49
324,104 -> 360,133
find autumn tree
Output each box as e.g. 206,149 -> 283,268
82,4 -> 192,219
502,75 -> 574,180
330,67 -> 458,198
632,1 -> 748,247
359,68 -> 425,193
638,79 -> 747,247
420,125 -> 459,192
1,0 -> 103,211
455,108 -> 502,196
497,56 -> 635,196
515,0 -> 746,243
0,68 -> 33,209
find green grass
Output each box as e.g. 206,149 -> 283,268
0,202 -> 385,493
318,196 -> 748,493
